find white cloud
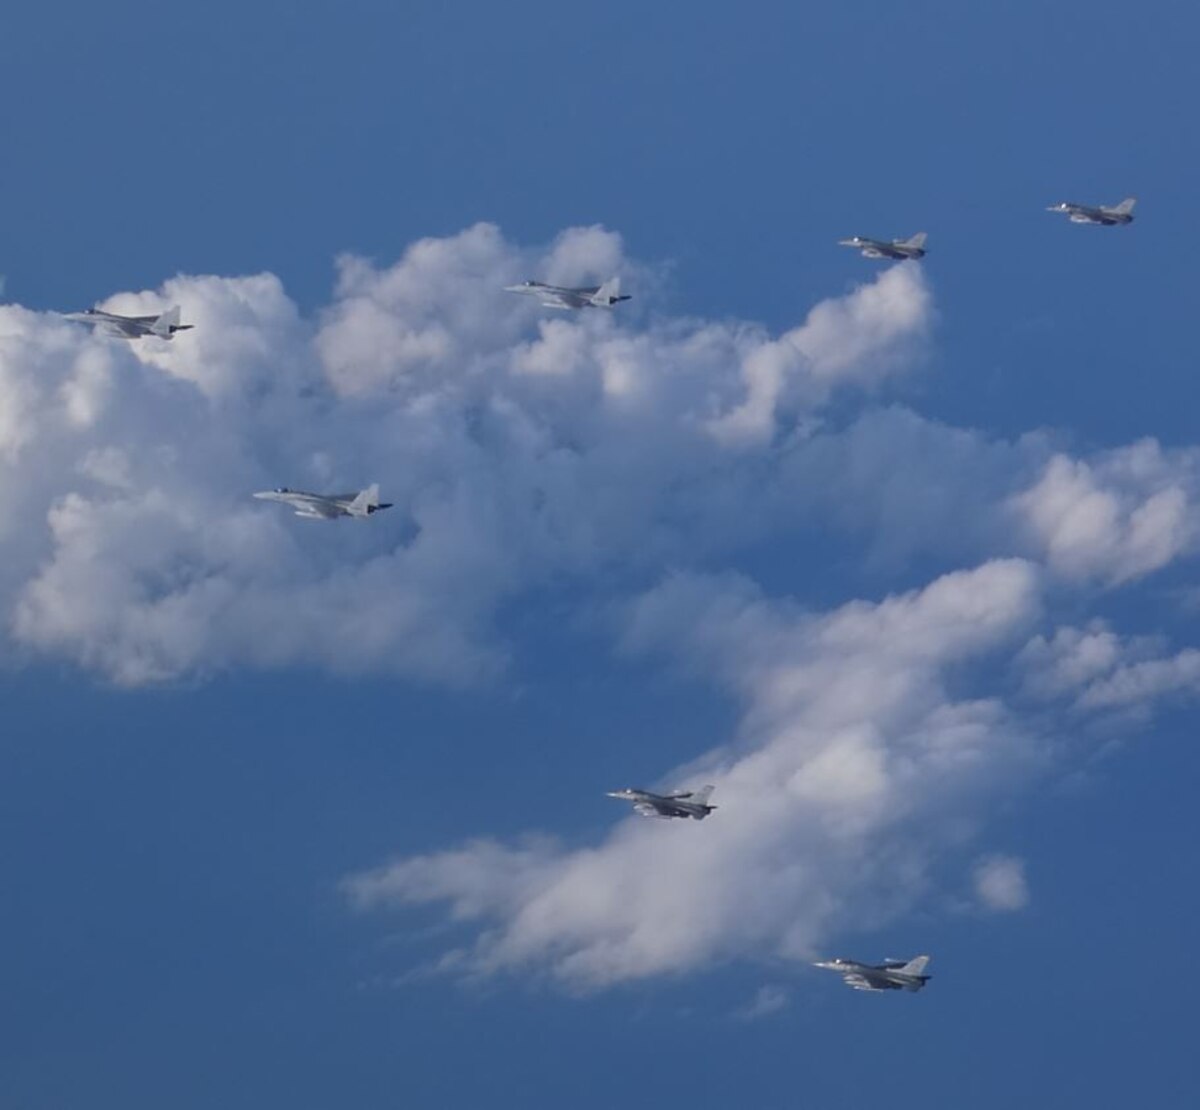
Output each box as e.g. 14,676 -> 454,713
6,225 -> 1198,687
6,221 -> 1198,990
1018,622 -> 1133,701
972,854 -> 1030,913
0,224 -> 936,685
346,561 -> 1043,987
707,262 -> 932,447
1011,443 -> 1199,584
1017,621 -> 1200,716
1077,648 -> 1200,711
734,984 -> 790,1021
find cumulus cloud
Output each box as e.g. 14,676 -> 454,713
1011,443 -> 1200,585
1018,621 -> 1200,716
0,223 -> 938,685
346,561 -> 1043,987
5,224 -> 1199,686
1077,649 -> 1200,711
706,262 -> 932,446
972,855 -> 1030,913
6,220 -> 1198,990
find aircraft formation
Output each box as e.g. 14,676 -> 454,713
25,193 -> 1137,995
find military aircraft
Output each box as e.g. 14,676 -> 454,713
252,484 -> 393,520
838,232 -> 927,260
63,304 -> 194,339
813,955 -> 932,993
606,785 -> 716,820
504,277 -> 631,310
1046,197 -> 1137,225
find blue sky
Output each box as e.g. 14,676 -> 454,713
2,2 -> 1199,1107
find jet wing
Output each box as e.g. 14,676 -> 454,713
297,505 -> 342,519
540,291 -> 588,309
85,317 -> 144,338
284,496 -> 342,519
844,974 -> 887,992
633,802 -> 672,818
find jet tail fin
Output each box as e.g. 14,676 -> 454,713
690,784 -> 715,807
151,305 -> 182,338
898,955 -> 930,977
1112,197 -> 1137,215
902,232 -> 927,250
590,277 -> 626,307
348,483 -> 381,517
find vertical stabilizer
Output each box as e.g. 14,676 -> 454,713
591,277 -> 622,306
348,484 -> 381,517
898,955 -> 930,977
902,232 -> 927,250
151,305 -> 181,337
1112,197 -> 1137,215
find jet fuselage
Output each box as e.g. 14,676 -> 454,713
605,787 -> 716,820
252,487 -> 393,520
838,236 -> 926,260
813,957 -> 932,992
1047,201 -> 1135,226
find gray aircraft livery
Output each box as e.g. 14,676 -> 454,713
64,304 -> 193,339
814,955 -> 932,993
606,785 -> 716,820
838,232 -> 927,260
504,277 -> 631,310
252,484 -> 392,520
1046,197 -> 1137,225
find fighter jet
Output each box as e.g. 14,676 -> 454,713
1046,197 -> 1137,226
838,232 -> 927,260
813,955 -> 932,993
504,277 -> 631,310
252,484 -> 393,520
63,304 -> 194,340
606,785 -> 716,820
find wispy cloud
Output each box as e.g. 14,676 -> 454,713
346,561 -> 1044,987
734,984 -> 791,1021
972,855 -> 1030,913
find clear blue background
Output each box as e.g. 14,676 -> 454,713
2,2 -> 1197,1106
